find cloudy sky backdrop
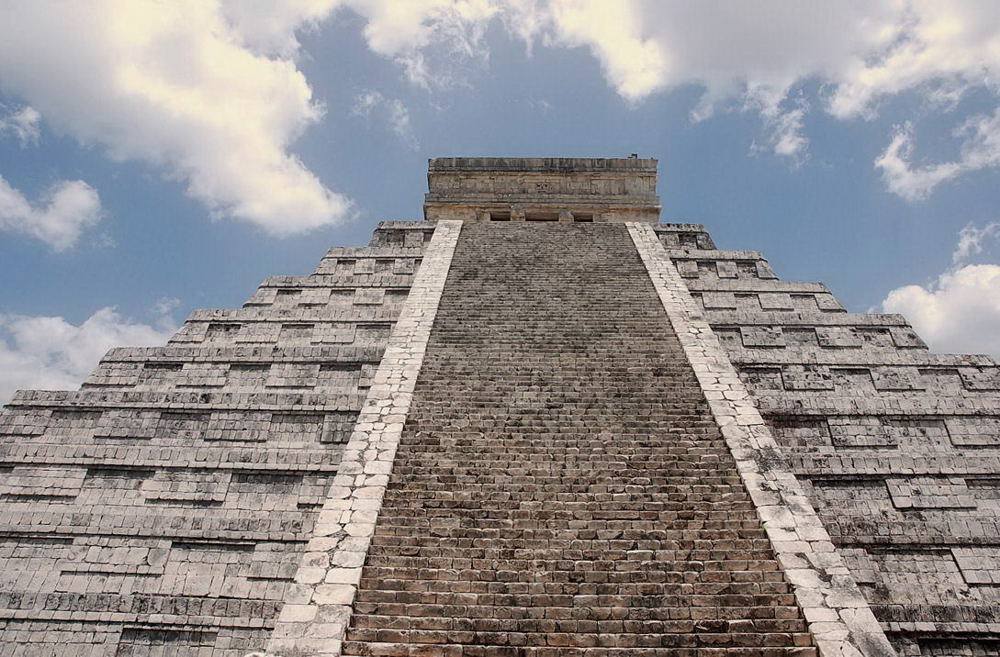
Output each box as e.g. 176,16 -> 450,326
1,0 -> 999,401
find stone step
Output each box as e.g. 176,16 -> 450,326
342,639 -> 814,657
367,529 -> 769,543
261,273 -> 417,288
0,508 -> 312,541
0,443 -> 341,471
670,254 -> 778,281
652,224 -> 717,251
756,392 -> 1000,414
730,348 -> 992,367
102,343 -> 383,363
356,568 -> 790,586
685,279 -> 830,294
3,389 -> 362,412
708,311 -> 910,327
187,307 -> 402,322
361,549 -> 778,564
80,359 -> 375,394
318,244 -> 428,262
368,222 -> 437,250
667,249 -> 768,261
0,405 -> 355,446
789,454 -> 1000,476
351,615 -> 807,634
350,603 -> 804,623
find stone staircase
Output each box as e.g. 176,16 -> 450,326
342,223 -> 815,656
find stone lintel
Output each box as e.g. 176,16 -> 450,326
428,156 -> 658,173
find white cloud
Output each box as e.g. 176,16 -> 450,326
540,0 -> 667,103
151,297 -> 182,316
953,221 -> 1000,264
881,222 -> 1000,357
0,306 -> 178,404
882,265 -> 1000,358
221,0 -> 338,58
333,0 -> 498,89
336,1 -> 1000,171
827,1 -> 1000,120
352,90 -> 382,118
747,91 -> 810,165
0,176 -> 102,251
352,90 -> 419,149
876,109 -> 1000,201
874,123 -> 963,201
334,0 -> 901,161
0,1 -> 349,235
0,105 -> 40,146
1,2 -> 996,216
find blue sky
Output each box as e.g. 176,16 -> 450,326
0,1 -> 999,401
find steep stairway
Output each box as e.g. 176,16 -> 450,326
343,222 -> 814,656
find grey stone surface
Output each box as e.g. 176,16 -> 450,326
1,157 -> 997,657
424,156 -> 661,223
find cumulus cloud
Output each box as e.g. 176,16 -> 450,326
876,110 -> 1000,201
0,306 -> 178,404
335,1 -> 1000,171
881,223 -> 1000,357
1,1 -> 996,215
333,0 -> 498,89
538,0 -> 667,103
0,176 -> 102,250
221,0 -> 338,57
0,105 -> 40,146
882,265 -> 1000,358
826,1 -> 1000,120
352,90 -> 419,148
0,1 -> 349,235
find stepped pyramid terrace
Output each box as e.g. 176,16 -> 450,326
1,157 -> 999,657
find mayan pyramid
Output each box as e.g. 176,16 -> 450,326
1,157 -> 997,657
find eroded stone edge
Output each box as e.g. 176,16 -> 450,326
263,220 -> 463,657
627,223 -> 897,657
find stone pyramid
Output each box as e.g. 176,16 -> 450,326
1,157 -> 997,657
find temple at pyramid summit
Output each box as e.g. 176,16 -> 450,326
2,157 -> 1000,657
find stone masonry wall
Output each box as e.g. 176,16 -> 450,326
0,222 -> 436,656
424,157 -> 661,223
656,223 -> 1000,656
